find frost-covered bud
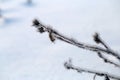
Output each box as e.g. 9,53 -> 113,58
64,62 -> 71,69
38,27 -> 45,33
49,32 -> 55,42
33,19 -> 40,26
93,33 -> 101,44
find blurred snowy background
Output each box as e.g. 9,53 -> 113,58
0,0 -> 120,80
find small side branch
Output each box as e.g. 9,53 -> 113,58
64,59 -> 120,80
93,33 -> 110,49
93,33 -> 120,68
93,74 -> 97,80
97,52 -> 120,67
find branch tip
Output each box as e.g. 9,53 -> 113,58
93,32 -> 101,44
32,19 -> 40,26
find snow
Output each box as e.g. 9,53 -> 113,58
0,0 -> 120,80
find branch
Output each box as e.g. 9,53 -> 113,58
32,19 -> 120,80
64,59 -> 120,80
32,19 -> 120,61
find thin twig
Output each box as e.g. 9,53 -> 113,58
98,52 -> 120,68
93,74 -> 97,80
64,60 -> 120,80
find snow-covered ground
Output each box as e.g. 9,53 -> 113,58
0,0 -> 120,80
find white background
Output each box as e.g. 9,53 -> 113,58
0,0 -> 120,80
